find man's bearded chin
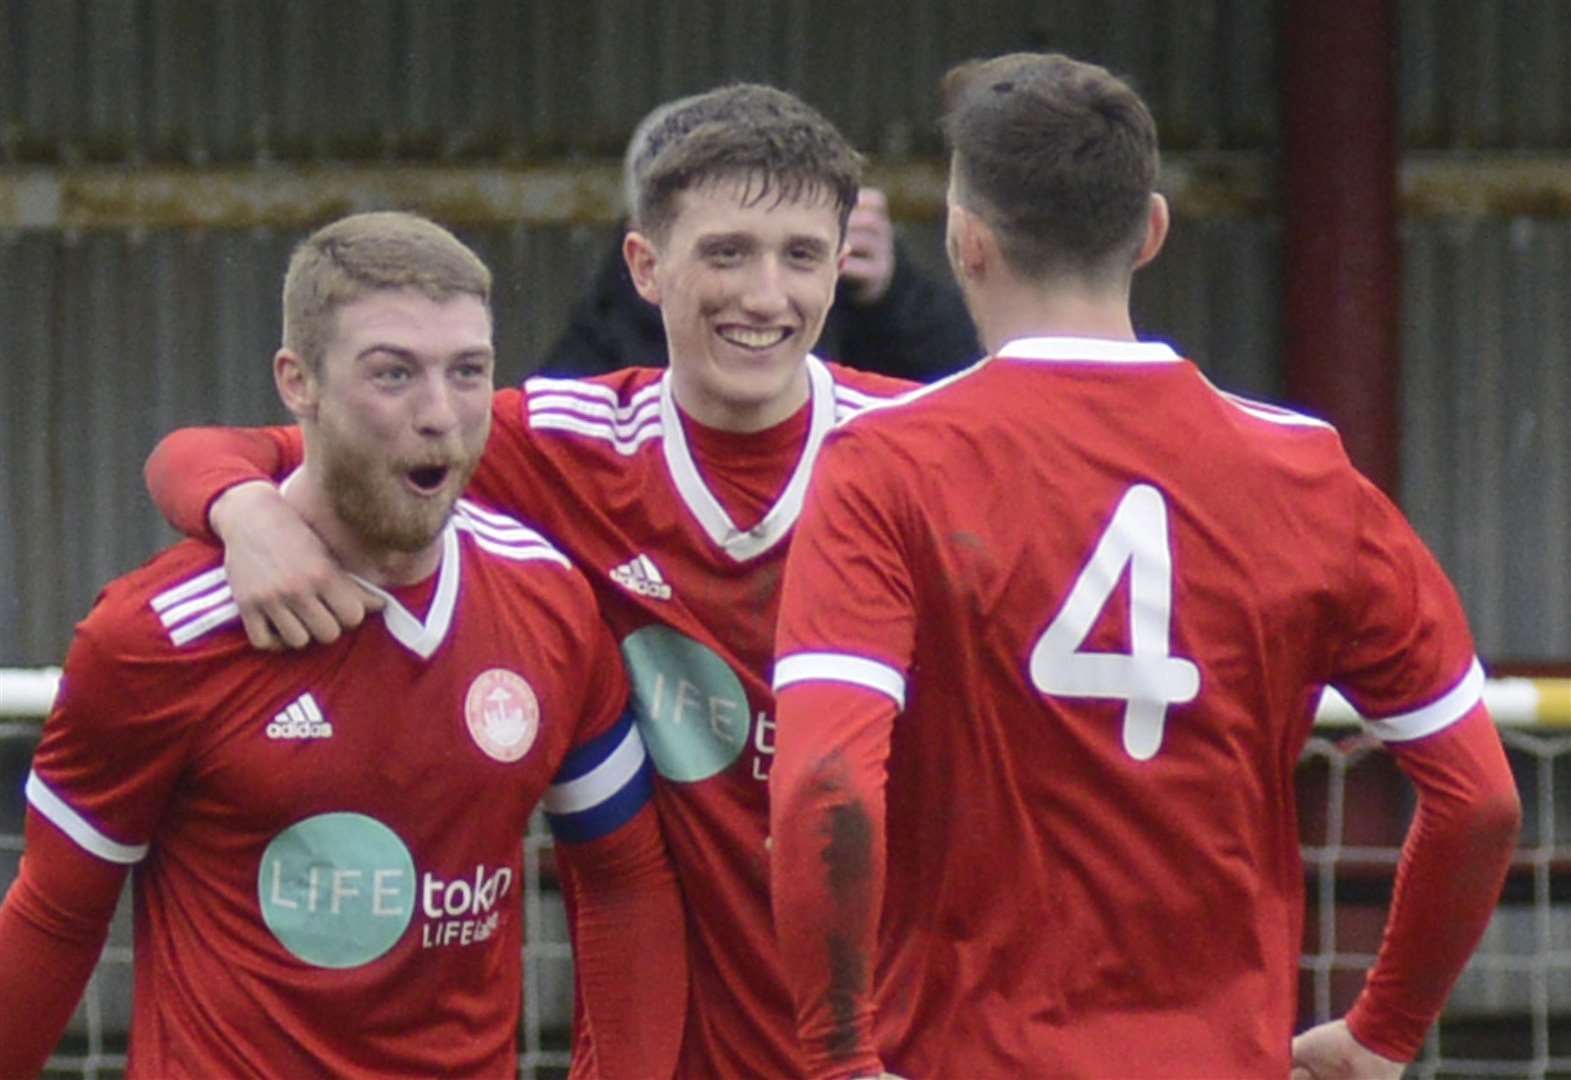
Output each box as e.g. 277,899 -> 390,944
321,445 -> 479,555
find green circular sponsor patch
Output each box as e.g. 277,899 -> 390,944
258,812 -> 416,969
622,626 -> 751,782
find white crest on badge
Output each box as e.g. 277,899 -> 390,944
464,669 -> 540,763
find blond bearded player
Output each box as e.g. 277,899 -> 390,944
0,212 -> 684,1078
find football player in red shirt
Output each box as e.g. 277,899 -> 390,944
0,212 -> 683,1078
769,52 -> 1521,1079
142,87 -> 913,1078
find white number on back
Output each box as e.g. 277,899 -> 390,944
1027,484 -> 1200,761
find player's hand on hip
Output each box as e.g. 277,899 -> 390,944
840,187 -> 897,305
1290,1019 -> 1406,1079
210,480 -> 382,650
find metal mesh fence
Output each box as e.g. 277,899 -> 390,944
1298,725 -> 1571,1077
4,676 -> 1570,1077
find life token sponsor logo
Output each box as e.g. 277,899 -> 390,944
419,865 -> 514,948
465,668 -> 539,762
610,553 -> 673,600
266,691 -> 333,740
259,812 -> 415,968
258,812 -> 516,967
621,625 -> 772,782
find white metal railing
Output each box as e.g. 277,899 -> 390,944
7,667 -> 1568,725
1,667 -> 63,717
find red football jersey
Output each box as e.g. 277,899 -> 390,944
771,337 -> 1489,1078
490,359 -> 912,1078
27,502 -> 649,1077
146,357 -> 915,1078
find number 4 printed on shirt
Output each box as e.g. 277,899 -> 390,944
1028,483 -> 1200,761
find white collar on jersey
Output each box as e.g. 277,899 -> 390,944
658,353 -> 838,563
996,336 -> 1182,365
278,467 -> 461,660
348,523 -> 461,660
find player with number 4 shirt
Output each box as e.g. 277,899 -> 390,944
769,53 -> 1520,1080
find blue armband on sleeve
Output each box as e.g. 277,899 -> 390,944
543,709 -> 655,843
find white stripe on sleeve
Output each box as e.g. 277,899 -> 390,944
25,772 -> 149,864
773,652 -> 906,710
1361,657 -> 1486,742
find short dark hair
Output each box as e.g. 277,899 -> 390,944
941,52 -> 1158,283
629,83 -> 864,244
281,211 -> 491,372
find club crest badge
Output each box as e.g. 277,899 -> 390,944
464,669 -> 540,763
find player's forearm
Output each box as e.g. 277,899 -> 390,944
144,424 -> 295,539
557,803 -> 687,1080
770,685 -> 893,1079
1348,706 -> 1521,1059
0,818 -> 128,1075
0,895 -> 105,1074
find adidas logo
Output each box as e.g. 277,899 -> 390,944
609,554 -> 672,600
266,692 -> 334,740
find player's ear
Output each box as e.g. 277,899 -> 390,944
623,230 -> 662,305
274,348 -> 320,421
1133,193 -> 1170,271
950,204 -> 990,281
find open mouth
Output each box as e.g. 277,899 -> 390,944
406,465 -> 450,494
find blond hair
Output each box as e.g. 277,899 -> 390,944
281,211 -> 492,370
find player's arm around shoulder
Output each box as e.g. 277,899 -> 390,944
209,479 -> 384,650
146,418 -> 382,652
143,422 -> 301,541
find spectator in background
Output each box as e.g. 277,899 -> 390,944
539,94 -> 980,381
0,211 -> 683,1078
768,51 -> 1520,1079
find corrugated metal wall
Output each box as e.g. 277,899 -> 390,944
0,1 -> 1279,163
1403,219 -> 1571,660
1397,0 -> 1571,662
1403,0 -> 1571,149
3,0 -> 1569,672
